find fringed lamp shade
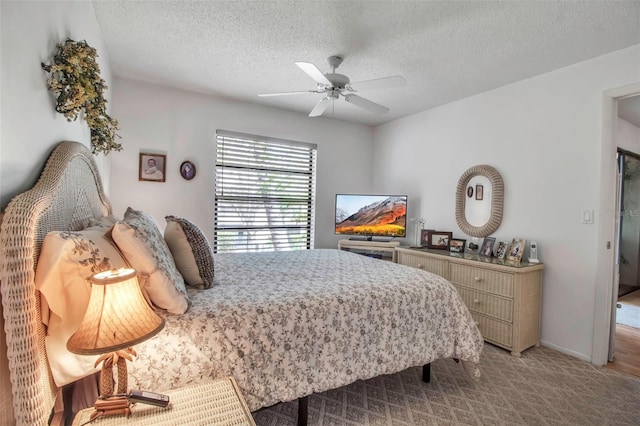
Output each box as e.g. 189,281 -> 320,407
67,268 -> 164,354
67,268 -> 164,418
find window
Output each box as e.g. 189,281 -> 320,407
214,130 -> 317,253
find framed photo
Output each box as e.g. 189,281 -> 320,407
480,236 -> 496,257
180,160 -> 196,180
139,153 -> 166,182
475,184 -> 484,200
495,241 -> 509,260
466,186 -> 474,198
420,229 -> 435,247
449,238 -> 466,253
428,231 -> 452,250
507,238 -> 527,263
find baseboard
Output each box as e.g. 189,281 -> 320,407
540,340 -> 592,363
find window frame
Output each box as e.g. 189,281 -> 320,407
214,130 -> 317,253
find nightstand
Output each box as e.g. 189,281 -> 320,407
72,377 -> 255,425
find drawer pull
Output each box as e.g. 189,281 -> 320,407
473,299 -> 480,304
474,276 -> 481,282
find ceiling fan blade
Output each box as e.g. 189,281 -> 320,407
344,94 -> 389,114
309,97 -> 332,117
258,90 -> 319,97
349,76 -> 406,91
295,62 -> 332,86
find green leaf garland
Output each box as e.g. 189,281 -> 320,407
42,38 -> 121,155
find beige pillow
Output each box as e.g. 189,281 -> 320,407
164,215 -> 214,289
112,208 -> 189,314
35,226 -> 128,386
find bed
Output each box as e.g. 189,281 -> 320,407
0,141 -> 483,425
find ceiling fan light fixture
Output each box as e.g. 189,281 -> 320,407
260,55 -> 405,118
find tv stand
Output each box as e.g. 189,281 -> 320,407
338,239 -> 400,262
348,236 -> 373,241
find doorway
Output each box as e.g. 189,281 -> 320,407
617,150 -> 640,298
593,83 -> 640,367
606,95 -> 640,377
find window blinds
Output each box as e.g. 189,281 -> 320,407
215,130 -> 317,253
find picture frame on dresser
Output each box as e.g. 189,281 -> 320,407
479,237 -> 496,257
420,229 -> 435,247
495,241 -> 508,259
506,238 -> 526,262
449,238 -> 466,253
428,231 -> 452,250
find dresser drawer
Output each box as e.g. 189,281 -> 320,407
471,312 -> 513,348
449,264 -> 513,297
455,285 -> 513,322
397,252 -> 447,277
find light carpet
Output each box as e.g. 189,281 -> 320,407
253,343 -> 640,425
617,302 -> 640,329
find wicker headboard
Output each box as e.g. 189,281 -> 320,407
0,141 -> 111,425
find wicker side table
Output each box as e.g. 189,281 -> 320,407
72,377 -> 255,425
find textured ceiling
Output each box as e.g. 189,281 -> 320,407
93,1 -> 640,126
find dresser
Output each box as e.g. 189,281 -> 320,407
396,247 -> 543,357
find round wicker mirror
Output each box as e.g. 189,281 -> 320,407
455,165 -> 504,237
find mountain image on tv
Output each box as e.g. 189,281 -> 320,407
335,195 -> 407,237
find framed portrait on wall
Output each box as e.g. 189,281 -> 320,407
139,153 -> 166,182
180,160 -> 196,180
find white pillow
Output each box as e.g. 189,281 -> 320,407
35,226 -> 127,386
164,215 -> 214,289
112,208 -> 190,314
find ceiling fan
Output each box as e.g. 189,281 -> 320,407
258,56 -> 406,117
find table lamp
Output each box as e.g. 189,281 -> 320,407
67,268 -> 165,419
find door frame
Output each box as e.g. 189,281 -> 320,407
592,83 -> 640,366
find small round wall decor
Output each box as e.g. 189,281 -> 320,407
180,161 -> 196,180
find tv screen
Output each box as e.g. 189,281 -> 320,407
335,194 -> 407,238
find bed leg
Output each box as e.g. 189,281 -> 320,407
297,395 -> 308,426
422,363 -> 431,383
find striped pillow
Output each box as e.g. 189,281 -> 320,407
164,215 -> 215,289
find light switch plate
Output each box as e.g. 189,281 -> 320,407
582,209 -> 594,224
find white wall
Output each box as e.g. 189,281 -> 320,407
0,1 -> 113,423
109,78 -> 373,249
372,45 -> 640,360
0,1 -> 113,210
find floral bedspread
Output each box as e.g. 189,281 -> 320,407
128,249 -> 483,411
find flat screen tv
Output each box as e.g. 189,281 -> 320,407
335,194 -> 407,238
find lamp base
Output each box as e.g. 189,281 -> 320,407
91,396 -> 131,421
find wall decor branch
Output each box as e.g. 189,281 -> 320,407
41,38 -> 121,155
